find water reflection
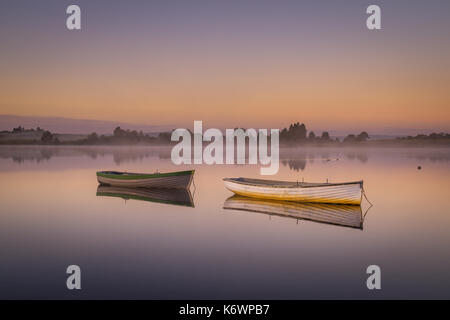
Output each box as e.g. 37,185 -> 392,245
281,159 -> 306,171
1,146 -> 450,172
0,146 -> 171,165
96,185 -> 194,207
345,152 -> 369,163
1,145 -> 450,298
279,148 -> 450,172
223,195 -> 365,230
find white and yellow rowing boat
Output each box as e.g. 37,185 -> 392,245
223,177 -> 363,205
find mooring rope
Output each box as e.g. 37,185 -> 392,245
192,177 -> 196,198
362,185 -> 373,207
362,202 -> 373,220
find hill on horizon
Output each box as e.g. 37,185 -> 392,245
0,115 -> 172,135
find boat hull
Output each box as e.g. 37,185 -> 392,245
223,178 -> 362,205
97,170 -> 194,189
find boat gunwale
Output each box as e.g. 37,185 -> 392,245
223,177 -> 363,189
96,170 -> 195,180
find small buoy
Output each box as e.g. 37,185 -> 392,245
417,166 -> 422,170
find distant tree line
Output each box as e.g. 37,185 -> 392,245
73,126 -> 172,145
0,126 -> 44,134
279,122 -> 369,145
10,126 -> 43,133
1,125 -> 173,145
397,132 -> 450,141
2,124 -> 449,146
55,127 -> 167,145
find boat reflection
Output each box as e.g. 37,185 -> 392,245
223,195 -> 366,229
96,185 -> 194,207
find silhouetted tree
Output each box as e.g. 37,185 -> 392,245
87,132 -> 99,143
158,132 -> 172,143
308,131 -> 316,140
41,131 -> 54,144
344,134 -> 356,143
321,132 -> 331,141
113,126 -> 126,137
280,122 -> 307,144
356,131 -> 369,141
343,132 -> 369,143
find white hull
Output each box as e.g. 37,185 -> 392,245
223,178 -> 363,205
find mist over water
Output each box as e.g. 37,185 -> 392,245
0,146 -> 449,299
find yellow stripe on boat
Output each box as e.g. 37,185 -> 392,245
223,177 -> 363,205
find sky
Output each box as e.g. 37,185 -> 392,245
0,0 -> 449,134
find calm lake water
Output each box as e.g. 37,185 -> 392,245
0,145 -> 449,299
